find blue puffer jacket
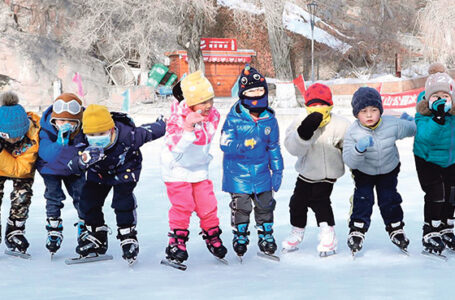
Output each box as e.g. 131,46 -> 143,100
220,101 -> 283,194
68,113 -> 166,185
413,95 -> 455,167
36,105 -> 87,176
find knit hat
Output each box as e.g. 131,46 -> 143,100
82,104 -> 115,134
0,91 -> 30,139
180,70 -> 214,107
51,93 -> 83,126
238,65 -> 268,111
304,83 -> 333,106
425,72 -> 455,101
351,87 -> 383,116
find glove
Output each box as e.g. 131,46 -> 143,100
183,111 -> 205,132
156,114 -> 166,124
355,135 -> 374,153
56,123 -> 72,146
78,146 -> 105,169
430,98 -> 449,125
297,112 -> 323,140
272,170 -> 283,192
399,112 -> 414,121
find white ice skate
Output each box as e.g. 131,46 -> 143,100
317,222 -> 337,257
281,226 -> 305,253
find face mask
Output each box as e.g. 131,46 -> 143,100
87,134 -> 111,148
306,105 -> 333,127
57,123 -> 77,133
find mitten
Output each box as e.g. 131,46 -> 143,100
56,123 -> 72,146
297,112 -> 323,140
272,170 -> 283,192
78,146 -> 105,169
430,98 -> 450,125
399,112 -> 414,122
183,111 -> 205,132
355,135 -> 374,153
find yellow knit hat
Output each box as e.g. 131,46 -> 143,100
82,104 -> 115,134
181,70 -> 215,107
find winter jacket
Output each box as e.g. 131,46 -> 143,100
69,113 -> 166,185
36,105 -> 86,176
414,97 -> 455,167
285,113 -> 350,181
161,99 -> 220,183
343,115 -> 416,175
0,112 -> 40,179
220,101 -> 284,194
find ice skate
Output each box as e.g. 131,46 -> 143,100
162,229 -> 189,270
233,223 -> 249,262
117,226 -> 139,265
440,222 -> 455,251
317,222 -> 337,257
281,226 -> 304,253
347,224 -> 366,258
257,223 -> 280,262
74,219 -> 87,242
46,217 -> 63,256
5,218 -> 30,259
201,226 -> 228,264
75,225 -> 109,257
422,223 -> 446,260
386,222 -> 410,255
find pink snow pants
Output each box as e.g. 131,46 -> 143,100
165,180 -> 220,231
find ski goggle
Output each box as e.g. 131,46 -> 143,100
53,100 -> 82,115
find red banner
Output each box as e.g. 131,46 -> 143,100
293,74 -> 306,97
183,55 -> 252,63
200,38 -> 237,51
381,88 -> 424,109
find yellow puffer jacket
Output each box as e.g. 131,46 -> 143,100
0,112 -> 40,178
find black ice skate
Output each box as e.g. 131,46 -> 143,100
386,222 -> 409,255
46,217 -> 63,256
74,220 -> 87,242
161,229 -> 189,271
75,225 -> 109,257
347,224 -> 366,257
257,223 -> 279,262
422,223 -> 446,260
233,223 -> 249,262
117,226 -> 139,265
440,223 -> 455,251
201,226 -> 228,264
5,218 -> 30,259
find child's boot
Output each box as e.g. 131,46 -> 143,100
422,221 -> 445,254
347,223 -> 366,255
440,219 -> 455,251
257,222 -> 277,255
117,226 -> 139,263
281,226 -> 305,252
165,229 -> 189,263
232,223 -> 249,257
46,217 -> 63,254
76,225 -> 109,257
201,226 -> 227,259
317,222 -> 337,256
5,218 -> 29,253
386,221 -> 409,252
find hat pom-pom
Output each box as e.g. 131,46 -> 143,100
0,91 -> 19,106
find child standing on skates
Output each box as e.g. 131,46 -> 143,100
161,70 -> 227,265
220,65 -> 283,259
282,83 -> 350,256
343,87 -> 416,255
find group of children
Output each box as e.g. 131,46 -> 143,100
0,63 -> 453,266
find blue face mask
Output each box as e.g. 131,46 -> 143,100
87,134 -> 111,148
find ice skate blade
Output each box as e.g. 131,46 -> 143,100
319,250 -> 336,257
65,254 -> 113,265
127,257 -> 137,266
282,247 -> 298,254
421,250 -> 448,261
257,251 -> 280,262
399,248 -> 410,256
236,255 -> 243,263
5,249 -> 31,259
161,258 -> 187,271
215,257 -> 229,265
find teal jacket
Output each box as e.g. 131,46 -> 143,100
413,94 -> 455,167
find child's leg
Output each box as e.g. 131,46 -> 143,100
192,180 -> 219,231
229,193 -> 253,226
165,182 -> 196,230
289,178 -> 311,228
252,191 -> 275,225
441,164 -> 455,223
10,177 -> 34,221
111,182 -> 138,227
42,174 -> 66,218
376,165 -> 404,226
63,174 -> 86,220
79,180 -> 111,227
308,181 -> 335,226
415,155 -> 444,224
349,170 -> 375,231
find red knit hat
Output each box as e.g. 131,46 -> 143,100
304,83 -> 333,106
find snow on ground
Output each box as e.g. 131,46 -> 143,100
0,109 -> 451,300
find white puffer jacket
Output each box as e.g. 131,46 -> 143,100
285,113 -> 351,181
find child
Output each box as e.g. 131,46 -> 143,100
220,65 -> 284,258
414,72 -> 455,255
36,93 -> 87,255
282,83 -> 350,255
343,87 -> 416,254
0,91 -> 40,255
161,70 -> 227,265
68,104 -> 166,263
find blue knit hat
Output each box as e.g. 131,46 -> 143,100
238,65 -> 268,111
351,87 -> 383,116
0,92 -> 30,139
